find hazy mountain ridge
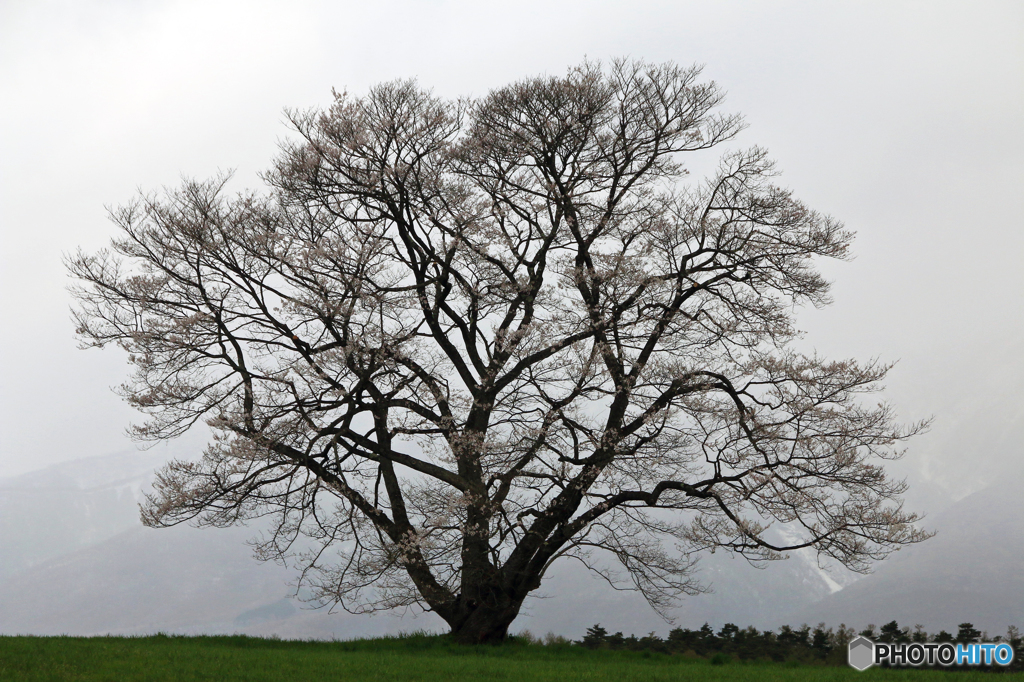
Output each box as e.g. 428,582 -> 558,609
0,521 -> 437,638
782,477 -> 1024,634
0,450 -> 167,578
0,517 -> 838,639
2,450 -> 1019,639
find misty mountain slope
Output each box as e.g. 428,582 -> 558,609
0,518 -> 839,639
0,450 -> 851,638
783,477 -> 1024,634
515,542 -> 846,638
0,520 -> 446,639
0,524 -> 281,635
0,450 -> 166,578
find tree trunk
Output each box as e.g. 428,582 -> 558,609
448,600 -> 523,644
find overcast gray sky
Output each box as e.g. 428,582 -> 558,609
1,0 -> 1022,515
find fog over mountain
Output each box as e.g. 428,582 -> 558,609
0,451 -> 164,578
0,452 -> 843,638
1,450 -> 1020,639
783,477 -> 1024,636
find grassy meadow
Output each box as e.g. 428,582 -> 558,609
0,634 -> 1018,682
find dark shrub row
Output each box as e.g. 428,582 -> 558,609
573,621 -> 1023,670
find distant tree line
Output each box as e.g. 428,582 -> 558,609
549,621 -> 1023,670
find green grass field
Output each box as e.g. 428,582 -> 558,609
0,634 -> 1017,681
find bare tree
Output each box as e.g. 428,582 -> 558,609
69,60 -> 929,643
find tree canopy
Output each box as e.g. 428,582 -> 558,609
69,59 -> 928,643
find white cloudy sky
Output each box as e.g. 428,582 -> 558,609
1,0 -> 1021,515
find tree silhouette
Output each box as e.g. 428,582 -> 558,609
69,59 -> 929,642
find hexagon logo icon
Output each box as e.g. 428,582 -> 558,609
848,636 -> 875,671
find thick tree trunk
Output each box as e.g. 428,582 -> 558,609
447,600 -> 523,644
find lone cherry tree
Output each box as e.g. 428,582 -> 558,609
69,60 -> 928,643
